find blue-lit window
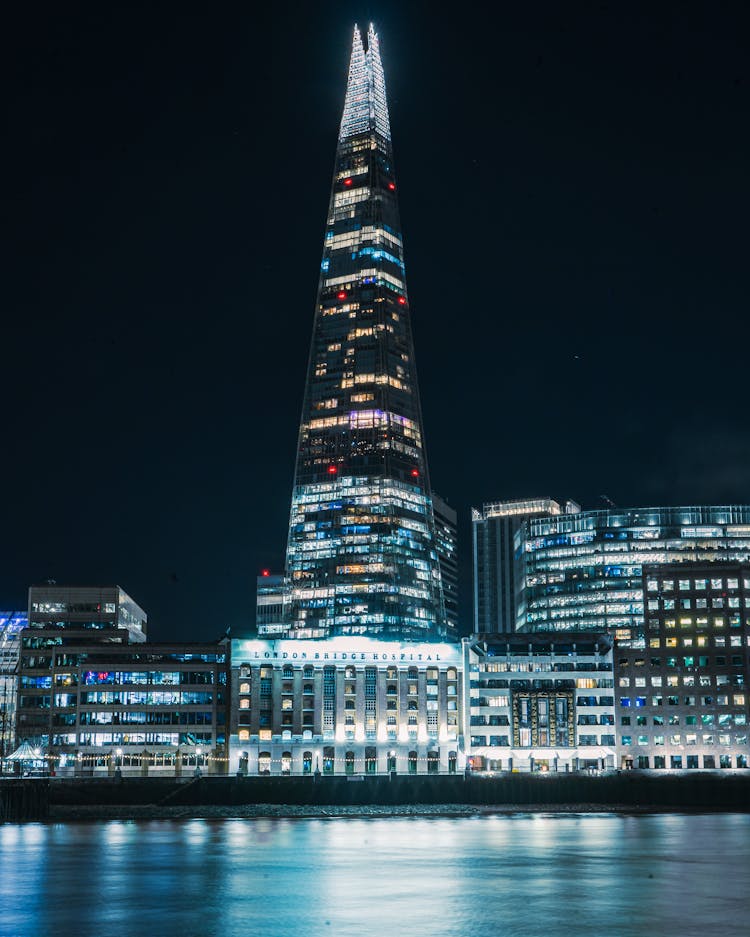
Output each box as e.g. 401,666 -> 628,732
620,698 -> 631,707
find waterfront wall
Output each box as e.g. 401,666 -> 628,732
48,773 -> 750,810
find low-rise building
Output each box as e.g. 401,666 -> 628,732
228,637 -> 463,775
464,634 -> 615,772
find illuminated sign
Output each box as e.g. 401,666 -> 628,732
232,637 -> 461,666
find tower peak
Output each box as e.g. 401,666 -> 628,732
339,22 -> 391,143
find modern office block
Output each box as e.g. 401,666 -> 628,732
614,563 -> 750,771
432,493 -> 458,636
256,573 -> 288,637
472,498 -> 574,634
15,631 -> 229,774
464,634 -> 615,772
284,25 -> 446,640
28,584 -> 147,642
473,502 -> 750,637
0,611 -> 27,757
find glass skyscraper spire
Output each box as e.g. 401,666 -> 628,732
284,24 -> 447,640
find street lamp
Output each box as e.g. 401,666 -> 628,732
195,747 -> 202,777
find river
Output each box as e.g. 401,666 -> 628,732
0,813 -> 747,936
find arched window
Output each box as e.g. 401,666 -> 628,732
345,666 -> 356,679
386,666 -> 397,680
238,730 -> 249,742
302,750 -> 312,774
323,746 -> 335,775
365,746 -> 377,774
239,682 -> 250,694
446,668 -> 457,682
408,699 -> 418,710
258,752 -> 271,775
345,751 -> 355,775
239,698 -> 250,710
408,750 -> 418,774
282,665 -> 294,679
386,683 -> 397,696
448,750 -> 457,774
304,665 -> 314,678
427,750 -> 439,774
281,751 -> 292,775
408,667 -> 418,681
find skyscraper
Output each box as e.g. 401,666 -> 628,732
284,25 -> 447,640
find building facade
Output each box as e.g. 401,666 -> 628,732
473,503 -> 750,637
28,584 -> 147,642
464,634 -> 615,772
228,637 -> 462,775
432,493 -> 458,635
473,498 -> 575,635
284,24 -> 446,640
0,611 -> 26,759
614,563 -> 750,771
16,633 -> 229,775
256,573 -> 288,637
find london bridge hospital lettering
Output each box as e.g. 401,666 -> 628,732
244,650 -> 445,662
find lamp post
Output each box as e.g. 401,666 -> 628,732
194,746 -> 202,778
115,748 -> 123,779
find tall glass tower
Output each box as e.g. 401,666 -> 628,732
284,24 -> 447,640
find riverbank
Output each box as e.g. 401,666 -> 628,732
5,772 -> 750,822
50,801 -> 718,821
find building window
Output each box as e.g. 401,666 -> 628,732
258,752 -> 271,775
408,750 -> 417,774
281,752 -> 292,775
345,750 -> 355,775
365,746 -> 377,774
427,750 -> 439,774
302,751 -> 312,774
323,746 -> 334,775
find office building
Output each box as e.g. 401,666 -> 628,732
614,563 -> 749,771
256,573 -> 288,637
432,493 -> 459,636
28,584 -> 147,642
464,634 -> 615,772
284,24 -> 446,640
0,611 -> 26,758
473,502 -> 750,637
473,498 -> 576,634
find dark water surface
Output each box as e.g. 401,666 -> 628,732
1,813 -> 747,937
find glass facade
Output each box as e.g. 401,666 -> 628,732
523,506 -> 750,636
285,25 -> 446,639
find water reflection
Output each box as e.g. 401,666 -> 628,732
0,814 -> 747,937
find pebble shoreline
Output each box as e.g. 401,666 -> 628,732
49,802 -> 690,821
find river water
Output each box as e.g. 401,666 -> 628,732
0,813 -> 747,936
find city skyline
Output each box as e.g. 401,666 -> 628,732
6,3 -> 750,640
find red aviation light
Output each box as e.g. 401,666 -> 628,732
398,296 -> 407,305
411,469 -> 419,478
388,182 -> 396,190
261,569 -> 270,577
337,291 -> 347,300
327,464 -> 338,475
344,177 -> 353,186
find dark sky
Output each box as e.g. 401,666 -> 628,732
6,1 -> 749,640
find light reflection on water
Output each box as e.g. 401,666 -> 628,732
0,814 -> 748,937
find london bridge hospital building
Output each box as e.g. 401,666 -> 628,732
228,639 -> 463,776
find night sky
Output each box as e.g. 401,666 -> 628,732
6,2 -> 749,640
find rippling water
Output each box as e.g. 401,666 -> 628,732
0,813 -> 747,936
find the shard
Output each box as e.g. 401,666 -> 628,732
284,25 -> 447,640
